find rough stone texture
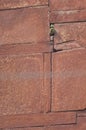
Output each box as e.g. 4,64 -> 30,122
54,23 -> 86,47
0,53 -> 50,115
50,0 -> 86,11
0,112 -> 76,128
52,48 -> 86,111
0,7 -> 49,45
50,10 -> 86,23
0,0 -> 48,9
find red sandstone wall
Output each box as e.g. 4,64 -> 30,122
0,0 -> 86,129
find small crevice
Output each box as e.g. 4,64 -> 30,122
55,40 -> 75,45
51,8 -> 86,12
0,4 -> 48,11
53,48 -> 63,52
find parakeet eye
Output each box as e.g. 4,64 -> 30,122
50,24 -> 54,28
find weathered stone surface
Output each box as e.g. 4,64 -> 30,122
52,48 -> 86,111
46,125 -> 75,130
50,0 -> 86,11
0,53 -> 50,115
0,42 -> 53,55
54,23 -> 86,47
54,41 -> 81,51
3,128 -> 43,130
2,117 -> 86,130
46,117 -> 86,130
43,53 -> 51,112
77,111 -> 86,117
0,112 -> 76,128
0,7 -> 49,45
0,0 -> 48,9
2,127 -> 44,130
50,10 -> 86,23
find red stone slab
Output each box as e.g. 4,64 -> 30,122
46,117 -> 86,130
54,23 -> 86,48
77,111 -> 86,117
52,48 -> 86,111
46,125 -> 77,130
50,10 -> 86,23
0,53 -> 50,115
0,112 -> 76,128
50,0 -> 86,11
54,41 -> 81,51
0,0 -> 48,10
0,7 -> 49,45
0,42 -> 53,55
2,128 -> 43,130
